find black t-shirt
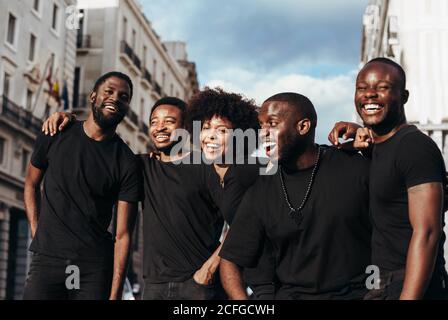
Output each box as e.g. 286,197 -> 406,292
141,153 -> 230,283
220,147 -> 372,294
370,125 -> 447,272
30,121 -> 142,260
216,160 -> 276,287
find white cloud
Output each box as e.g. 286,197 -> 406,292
205,68 -> 358,143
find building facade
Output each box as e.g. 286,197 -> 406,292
361,0 -> 448,270
361,0 -> 448,163
74,0 -> 198,154
0,0 -> 77,299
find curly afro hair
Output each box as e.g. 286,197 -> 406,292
185,87 -> 260,133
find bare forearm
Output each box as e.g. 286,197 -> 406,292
205,240 -> 225,272
24,183 -> 40,237
400,230 -> 440,300
109,234 -> 131,300
220,259 -> 248,300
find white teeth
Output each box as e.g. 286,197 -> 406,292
262,142 -> 276,149
363,104 -> 382,111
206,143 -> 220,149
155,135 -> 169,141
105,105 -> 117,112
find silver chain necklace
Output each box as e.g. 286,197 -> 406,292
279,145 -> 322,224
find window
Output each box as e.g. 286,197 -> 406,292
29,33 -> 36,61
143,46 -> 147,68
170,84 -> 174,96
26,89 -> 33,110
140,98 -> 145,119
0,137 -> 5,166
21,149 -> 30,176
3,73 -> 11,98
153,59 -> 157,78
51,3 -> 59,31
162,72 -> 166,89
7,13 -> 17,45
122,17 -> 127,41
131,29 -> 136,49
33,0 -> 40,12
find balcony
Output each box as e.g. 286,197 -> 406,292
77,34 -> 91,49
140,121 -> 149,135
127,108 -> 139,128
125,107 -> 149,136
143,69 -> 152,84
0,96 -> 43,136
120,41 -> 142,73
153,82 -> 162,96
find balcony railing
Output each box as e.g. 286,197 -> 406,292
120,40 -> 142,71
127,108 -> 139,128
133,55 -> 141,70
126,107 -> 149,136
77,34 -> 91,49
1,96 -> 43,136
143,69 -> 152,84
154,82 -> 162,96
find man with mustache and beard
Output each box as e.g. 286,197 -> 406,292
23,72 -> 142,300
329,58 -> 448,300
219,92 -> 372,300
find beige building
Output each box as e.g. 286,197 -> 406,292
74,0 -> 198,154
361,0 -> 448,164
361,0 -> 448,270
0,0 -> 77,299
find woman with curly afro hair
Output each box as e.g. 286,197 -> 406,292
186,87 -> 260,184
186,88 -> 277,300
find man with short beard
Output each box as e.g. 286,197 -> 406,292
23,72 -> 142,300
219,92 -> 372,300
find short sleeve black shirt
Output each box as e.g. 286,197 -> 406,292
140,153 -> 226,283
220,147 -> 372,294
370,125 -> 447,272
30,121 -> 142,260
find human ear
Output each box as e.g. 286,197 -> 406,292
90,91 -> 97,104
296,118 -> 311,136
402,90 -> 409,104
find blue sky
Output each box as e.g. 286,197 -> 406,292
142,0 -> 368,143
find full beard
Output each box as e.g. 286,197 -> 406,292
278,135 -> 307,166
91,102 -> 126,130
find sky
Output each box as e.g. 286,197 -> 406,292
141,0 -> 369,143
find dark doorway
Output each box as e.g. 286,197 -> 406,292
6,208 -> 29,300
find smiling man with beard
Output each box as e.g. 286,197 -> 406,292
23,72 -> 142,300
219,92 -> 372,300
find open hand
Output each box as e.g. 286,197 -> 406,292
42,112 -> 75,136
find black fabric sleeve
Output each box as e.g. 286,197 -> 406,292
219,186 -> 265,268
396,132 -> 446,189
118,154 -> 143,203
30,132 -> 54,170
219,163 -> 261,224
